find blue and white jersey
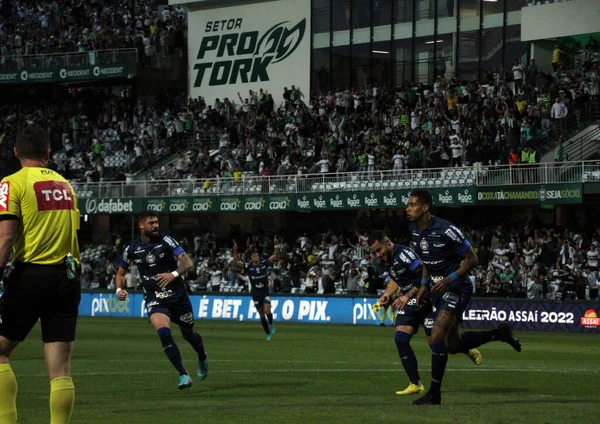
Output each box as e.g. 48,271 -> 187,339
383,244 -> 423,297
120,233 -> 185,293
409,216 -> 471,284
247,258 -> 271,292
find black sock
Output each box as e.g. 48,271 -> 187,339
266,313 -> 273,325
460,330 -> 496,349
157,327 -> 187,376
185,332 -> 207,361
260,317 -> 270,334
429,342 -> 448,395
394,332 -> 421,385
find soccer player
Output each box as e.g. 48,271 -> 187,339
232,237 -> 279,340
0,126 -> 81,424
116,211 -> 208,390
368,230 -> 431,396
406,190 -> 521,405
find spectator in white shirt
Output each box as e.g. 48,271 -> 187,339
316,156 -> 331,173
586,245 -> 598,271
512,60 -> 524,94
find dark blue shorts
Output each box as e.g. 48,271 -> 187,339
394,299 -> 433,336
251,290 -> 271,310
145,289 -> 194,328
429,280 -> 473,323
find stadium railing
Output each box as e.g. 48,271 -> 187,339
72,160 -> 600,199
0,48 -> 138,70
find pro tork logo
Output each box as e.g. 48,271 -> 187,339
193,18 -> 306,87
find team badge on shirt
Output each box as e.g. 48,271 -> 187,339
420,239 -> 429,251
146,252 -> 156,264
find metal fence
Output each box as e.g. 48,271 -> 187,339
72,160 -> 600,199
1,48 -> 138,70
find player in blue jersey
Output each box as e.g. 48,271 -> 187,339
406,190 -> 521,405
115,210 -> 208,390
232,237 -> 279,340
368,230 -> 431,396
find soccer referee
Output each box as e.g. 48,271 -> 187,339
0,127 -> 81,424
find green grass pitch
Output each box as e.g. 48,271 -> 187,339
9,317 -> 599,423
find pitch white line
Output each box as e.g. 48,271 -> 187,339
14,368 -> 598,378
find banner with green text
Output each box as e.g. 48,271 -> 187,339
476,184 -> 582,205
0,64 -> 132,84
80,187 -> 479,214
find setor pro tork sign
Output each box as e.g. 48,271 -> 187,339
188,0 -> 310,106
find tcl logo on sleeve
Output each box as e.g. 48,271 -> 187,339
0,182 -> 9,211
34,181 -> 75,211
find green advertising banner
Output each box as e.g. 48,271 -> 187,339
295,187 -> 477,211
82,197 -> 144,215
476,184 -> 582,205
78,186 -> 487,214
0,64 -> 132,84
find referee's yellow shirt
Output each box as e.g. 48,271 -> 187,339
0,167 -> 80,265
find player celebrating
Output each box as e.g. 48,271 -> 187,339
368,230 -> 430,396
116,211 -> 208,390
232,237 -> 279,340
406,190 -> 521,405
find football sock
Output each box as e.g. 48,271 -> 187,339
266,313 -> 274,325
460,330 -> 496,349
429,342 -> 448,395
184,332 -> 207,361
260,317 -> 270,335
49,376 -> 75,424
0,363 -> 18,424
394,331 -> 421,386
157,328 -> 187,376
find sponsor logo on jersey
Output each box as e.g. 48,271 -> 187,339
34,181 -> 75,211
0,182 -> 9,211
442,292 -> 459,306
180,312 -> 194,324
155,289 -> 174,299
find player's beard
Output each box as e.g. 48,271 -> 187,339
145,229 -> 160,241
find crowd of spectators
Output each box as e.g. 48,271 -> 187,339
31,213 -> 598,302
146,63 -> 598,185
0,1 -> 186,65
0,87 -> 203,183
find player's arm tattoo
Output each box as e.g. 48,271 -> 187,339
405,286 -> 419,300
384,279 -> 400,298
175,252 -> 195,275
453,247 -> 479,278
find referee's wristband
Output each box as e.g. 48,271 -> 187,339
171,271 -> 180,278
449,272 -> 459,282
421,277 -> 430,286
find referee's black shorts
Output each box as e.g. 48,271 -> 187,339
0,262 -> 81,343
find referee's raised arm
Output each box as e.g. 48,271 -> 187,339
0,126 -> 80,424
